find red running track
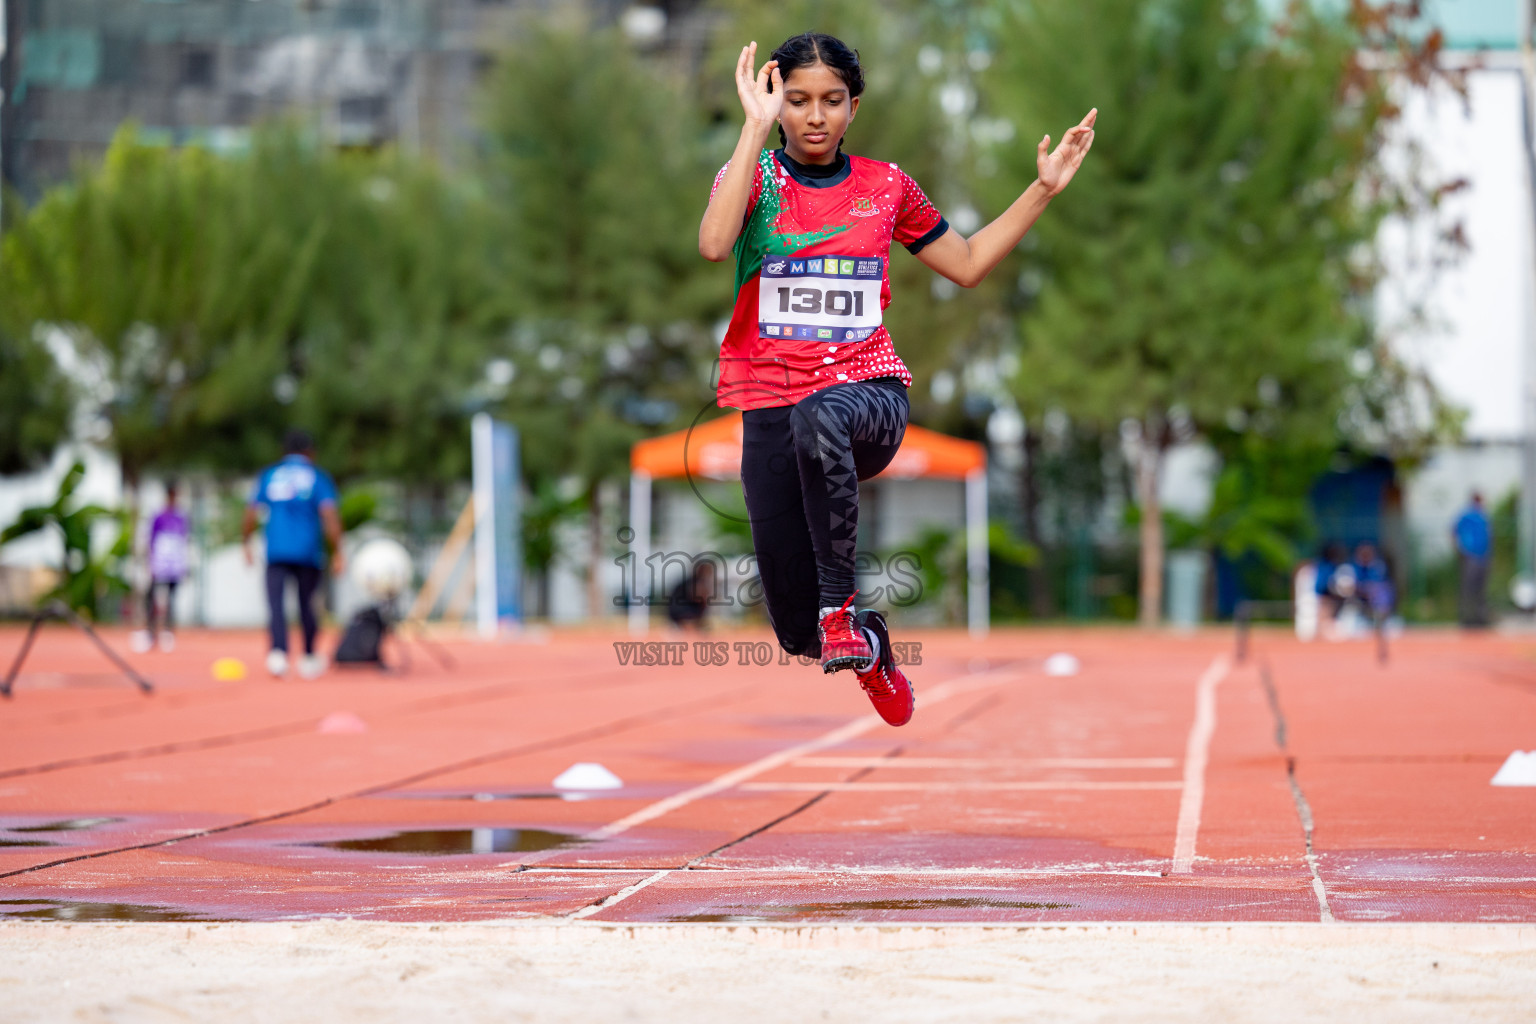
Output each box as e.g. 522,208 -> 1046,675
0,624 -> 1532,924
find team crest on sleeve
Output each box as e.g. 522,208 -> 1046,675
850,197 -> 879,218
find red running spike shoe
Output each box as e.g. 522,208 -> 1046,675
854,608 -> 914,727
818,593 -> 873,673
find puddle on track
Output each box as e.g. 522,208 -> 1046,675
11,817 -> 122,833
0,817 -> 125,846
668,897 -> 1075,922
301,828 -> 588,855
0,899 -> 226,922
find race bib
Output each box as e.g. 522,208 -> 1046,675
758,254 -> 883,343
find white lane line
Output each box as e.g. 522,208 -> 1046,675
793,757 -> 1178,770
741,781 -> 1183,792
511,666 -> 1022,869
586,669 -> 1017,840
1170,655 -> 1232,875
565,869 -> 671,919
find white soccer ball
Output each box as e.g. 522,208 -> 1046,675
1512,576 -> 1536,614
351,538 -> 413,601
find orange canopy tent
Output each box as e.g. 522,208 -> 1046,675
627,413 -> 989,635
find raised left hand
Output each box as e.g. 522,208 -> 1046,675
1037,108 -> 1097,197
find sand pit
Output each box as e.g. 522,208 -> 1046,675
3,920 -> 1534,1022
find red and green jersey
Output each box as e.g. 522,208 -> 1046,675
710,149 -> 948,410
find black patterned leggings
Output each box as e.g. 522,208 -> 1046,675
740,378 -> 909,658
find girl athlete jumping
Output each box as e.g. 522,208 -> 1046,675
699,32 -> 1095,727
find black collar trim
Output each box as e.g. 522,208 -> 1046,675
774,149 -> 852,189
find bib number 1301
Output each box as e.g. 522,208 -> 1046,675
757,253 -> 884,342
776,287 -> 865,317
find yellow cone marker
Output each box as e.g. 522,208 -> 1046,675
211,657 -> 247,682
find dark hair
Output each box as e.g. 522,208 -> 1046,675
283,429 -> 315,456
770,32 -> 864,149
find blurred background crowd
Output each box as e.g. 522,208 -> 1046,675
0,0 -> 1531,633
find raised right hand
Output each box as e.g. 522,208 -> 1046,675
735,42 -> 783,129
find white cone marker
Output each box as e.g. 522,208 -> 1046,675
1043,653 -> 1080,677
553,762 -> 624,791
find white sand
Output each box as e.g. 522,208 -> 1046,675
2,921 -> 1534,1022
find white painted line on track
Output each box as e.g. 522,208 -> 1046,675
510,666 -> 1021,869
741,781 -> 1183,792
793,757 -> 1179,770
1170,655 -> 1231,875
586,669 -> 1018,840
566,869 -> 671,919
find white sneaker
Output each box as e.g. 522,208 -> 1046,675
129,630 -> 153,654
298,653 -> 327,680
266,649 -> 290,677
158,631 -> 176,652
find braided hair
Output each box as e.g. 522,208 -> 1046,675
769,32 -> 864,150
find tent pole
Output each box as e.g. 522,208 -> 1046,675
965,468 -> 989,638
628,470 -> 652,635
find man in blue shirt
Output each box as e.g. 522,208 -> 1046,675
1452,492 -> 1491,628
242,430 -> 345,677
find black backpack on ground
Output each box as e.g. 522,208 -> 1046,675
335,605 -> 389,665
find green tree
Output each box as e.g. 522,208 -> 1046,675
0,130 -> 318,483
981,0 -> 1455,624
477,25 -> 726,613
0,126 -> 497,490
276,143 -> 499,485
0,329 -> 72,475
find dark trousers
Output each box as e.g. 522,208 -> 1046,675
266,562 -> 322,655
740,379 -> 909,658
1458,554 -> 1490,627
145,580 -> 178,633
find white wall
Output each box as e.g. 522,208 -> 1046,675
1378,67 -> 1533,443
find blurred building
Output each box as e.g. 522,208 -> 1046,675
1379,5 -> 1534,570
0,0 -> 706,196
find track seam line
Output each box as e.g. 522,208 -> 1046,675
514,667 -> 1023,874
686,746 -> 902,866
0,686 -> 753,881
1285,755 -> 1335,923
1170,654 -> 1230,875
563,745 -> 907,918
517,667 -> 1022,873
1260,660 -> 1334,923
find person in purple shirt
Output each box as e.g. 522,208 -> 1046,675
132,483 -> 190,653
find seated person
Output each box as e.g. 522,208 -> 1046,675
667,560 -> 718,631
1352,541 -> 1395,619
1313,542 -> 1351,622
